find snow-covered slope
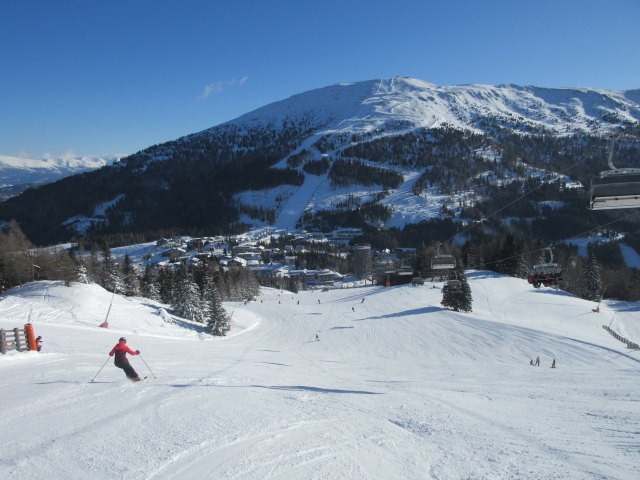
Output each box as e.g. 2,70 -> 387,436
1,273 -> 638,479
0,153 -> 120,190
220,77 -> 640,230
224,77 -> 640,136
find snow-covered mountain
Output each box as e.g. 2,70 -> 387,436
221,77 -> 640,136
1,77 -> 639,245
0,153 -> 120,199
197,77 -> 640,230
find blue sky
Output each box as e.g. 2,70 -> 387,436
1,0 -> 639,158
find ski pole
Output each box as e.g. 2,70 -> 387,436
138,353 -> 157,379
90,356 -> 111,382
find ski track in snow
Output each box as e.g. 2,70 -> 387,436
0,274 -> 639,480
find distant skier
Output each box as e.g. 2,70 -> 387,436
361,298 -> 365,303
36,336 -> 43,352
315,333 -> 319,341
551,359 -> 556,368
318,299 -> 321,304
529,359 -> 534,366
297,300 -> 300,305
535,356 -> 540,366
352,307 -> 355,312
109,337 -> 141,382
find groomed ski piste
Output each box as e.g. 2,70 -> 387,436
1,271 -> 638,480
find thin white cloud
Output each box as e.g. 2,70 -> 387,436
198,76 -> 249,100
198,82 -> 224,100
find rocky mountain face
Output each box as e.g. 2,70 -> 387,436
0,77 -> 638,246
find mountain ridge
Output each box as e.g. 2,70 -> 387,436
0,77 -> 638,245
211,77 -> 640,139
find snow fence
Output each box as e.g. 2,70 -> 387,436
0,323 -> 38,354
602,325 -> 639,350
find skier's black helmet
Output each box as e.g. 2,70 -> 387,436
119,337 -> 126,342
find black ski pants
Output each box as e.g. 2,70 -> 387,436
115,361 -> 139,379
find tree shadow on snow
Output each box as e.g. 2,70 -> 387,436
358,306 -> 441,321
36,380 -> 117,384
464,270 -> 504,280
530,288 -> 574,298
606,301 -> 640,313
252,385 -> 384,395
159,383 -> 383,393
165,316 -> 207,333
35,380 -> 82,385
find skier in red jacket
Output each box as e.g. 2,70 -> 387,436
109,337 -> 141,381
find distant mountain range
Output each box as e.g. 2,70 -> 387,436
0,153 -> 121,200
0,77 -> 638,246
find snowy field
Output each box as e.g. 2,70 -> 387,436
0,271 -> 638,480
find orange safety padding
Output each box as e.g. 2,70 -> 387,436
24,323 -> 37,351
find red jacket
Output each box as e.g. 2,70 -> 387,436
109,341 -> 138,366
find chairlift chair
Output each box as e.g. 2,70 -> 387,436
442,279 -> 462,294
527,248 -> 562,288
431,254 -> 456,270
590,138 -> 640,210
398,266 -> 414,276
590,169 -> 640,210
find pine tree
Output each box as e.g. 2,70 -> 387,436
140,265 -> 160,301
514,245 -> 530,279
156,267 -> 175,304
441,269 -> 472,313
204,280 -> 231,336
76,263 -> 90,284
172,267 -> 206,323
441,282 -> 459,311
87,246 -> 101,285
73,242 -> 92,284
99,244 -> 123,293
121,253 -> 140,297
459,271 -> 473,313
215,272 -> 230,301
53,249 -> 77,286
582,251 -> 602,301
625,268 -> 640,302
559,252 -> 583,298
287,276 -> 302,293
0,220 -> 34,288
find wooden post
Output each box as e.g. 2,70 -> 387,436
24,323 -> 37,351
0,329 -> 6,355
14,327 -> 23,352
